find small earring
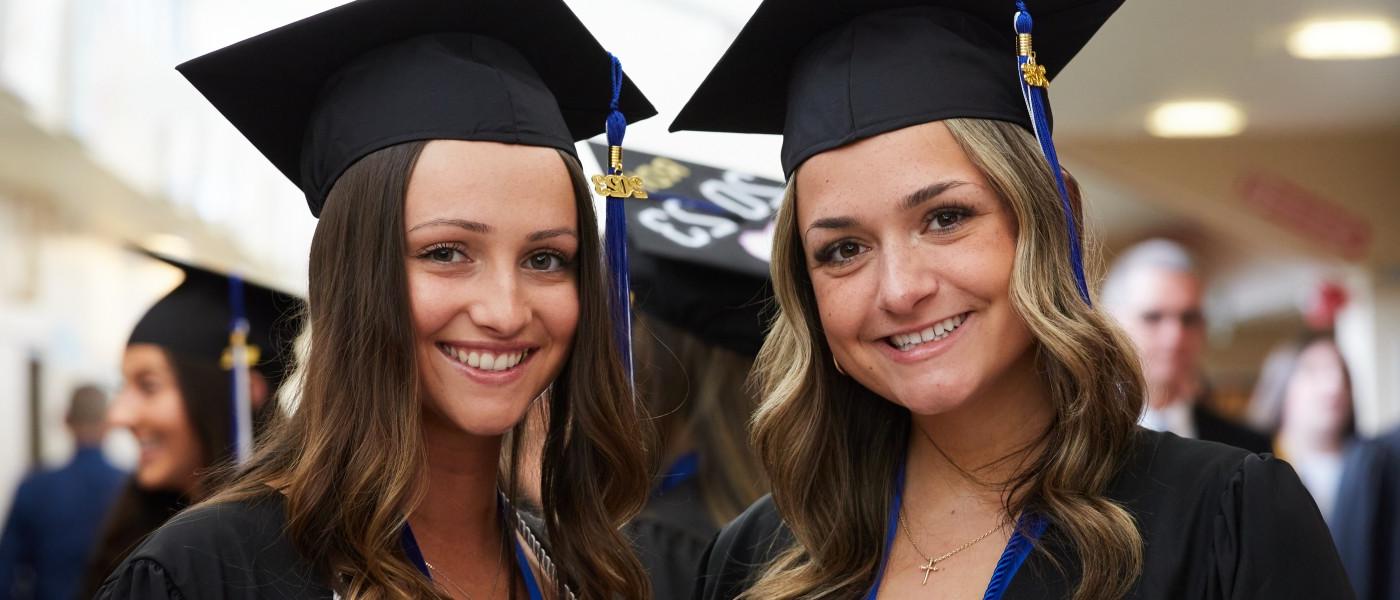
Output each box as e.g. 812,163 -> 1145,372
834,357 -> 846,376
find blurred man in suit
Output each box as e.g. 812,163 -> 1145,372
0,385 -> 125,599
1104,239 -> 1270,453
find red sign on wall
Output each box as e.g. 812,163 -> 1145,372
1236,173 -> 1373,261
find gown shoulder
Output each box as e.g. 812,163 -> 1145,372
691,429 -> 1355,600
1105,429 -> 1355,599
94,492 -> 331,599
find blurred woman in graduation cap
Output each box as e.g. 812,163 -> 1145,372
80,252 -> 302,598
673,0 -> 1354,598
623,191 -> 774,598
95,0 -> 657,598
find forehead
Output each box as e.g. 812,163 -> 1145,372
123,343 -> 172,374
405,140 -> 575,225
1125,267 -> 1202,310
793,121 -> 987,219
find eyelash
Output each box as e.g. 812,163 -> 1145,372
815,240 -> 867,265
418,242 -> 468,263
813,203 -> 976,266
924,203 -> 974,232
525,249 -> 573,272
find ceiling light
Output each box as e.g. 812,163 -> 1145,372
1146,101 -> 1246,138
1288,19 -> 1400,60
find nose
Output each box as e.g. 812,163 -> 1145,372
874,241 -> 938,316
467,263 -> 531,337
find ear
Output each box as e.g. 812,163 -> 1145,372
249,371 -> 271,412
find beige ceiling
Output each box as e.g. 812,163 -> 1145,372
1054,0 -> 1400,136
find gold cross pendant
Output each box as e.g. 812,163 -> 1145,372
919,557 -> 939,585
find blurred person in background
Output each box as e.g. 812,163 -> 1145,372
627,232 -> 771,598
1276,332 -> 1400,600
79,254 -> 301,598
1103,238 -> 1271,452
1244,281 -> 1349,435
0,385 -> 124,600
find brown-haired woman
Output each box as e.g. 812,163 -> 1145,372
94,0 -> 656,598
80,254 -> 301,599
673,0 -> 1354,598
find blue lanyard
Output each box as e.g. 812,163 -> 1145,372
864,461 -> 1047,600
401,510 -> 545,600
655,452 -> 701,496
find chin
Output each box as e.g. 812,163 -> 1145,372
427,397 -> 534,438
888,381 -> 977,417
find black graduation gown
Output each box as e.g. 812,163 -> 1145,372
1193,403 -> 1272,455
692,429 -> 1355,600
93,494 -> 333,599
629,477 -> 719,600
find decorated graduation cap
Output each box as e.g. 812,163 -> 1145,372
128,251 -> 305,462
586,144 -> 780,357
671,0 -> 1124,305
177,0 -> 656,379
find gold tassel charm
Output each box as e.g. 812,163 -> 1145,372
591,144 -> 649,199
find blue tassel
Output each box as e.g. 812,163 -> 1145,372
227,275 -> 253,464
1014,2 -> 1092,307
603,53 -> 634,381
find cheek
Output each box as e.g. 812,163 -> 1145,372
408,270 -> 456,337
811,276 -> 865,347
540,285 -> 580,347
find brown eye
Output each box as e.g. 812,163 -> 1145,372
836,242 -> 862,260
928,210 -> 967,231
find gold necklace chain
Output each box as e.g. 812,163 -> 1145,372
425,541 -> 503,600
897,509 -> 1005,585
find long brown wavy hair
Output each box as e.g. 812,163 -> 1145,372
744,118 -> 1145,600
203,141 -> 653,600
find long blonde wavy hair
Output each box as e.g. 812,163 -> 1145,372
744,118 -> 1145,600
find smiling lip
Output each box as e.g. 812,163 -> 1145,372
876,312 -> 972,364
435,342 -> 538,385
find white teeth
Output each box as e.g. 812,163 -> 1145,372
442,345 -> 529,372
889,313 -> 967,351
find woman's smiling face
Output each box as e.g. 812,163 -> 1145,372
404,140 -> 580,437
794,121 -> 1035,415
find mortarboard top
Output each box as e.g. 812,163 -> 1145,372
128,250 -> 305,387
670,0 -> 1123,176
178,0 -> 657,217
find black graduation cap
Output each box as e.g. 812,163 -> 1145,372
177,0 -> 657,217
128,251 -> 305,389
670,0 -> 1124,176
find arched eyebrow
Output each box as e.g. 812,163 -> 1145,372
407,218 -> 490,234
527,228 -> 577,242
900,180 -> 968,211
805,180 -> 970,234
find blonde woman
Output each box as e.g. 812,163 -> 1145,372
95,0 -> 655,598
672,0 -> 1353,598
